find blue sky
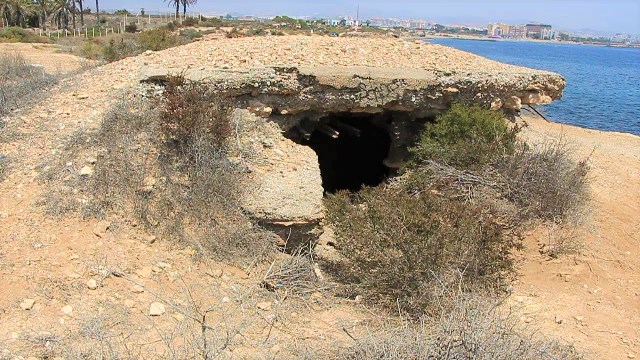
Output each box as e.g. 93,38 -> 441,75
96,0 -> 640,34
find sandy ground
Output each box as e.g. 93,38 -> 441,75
514,115 -> 640,359
0,38 -> 638,358
0,43 -> 89,74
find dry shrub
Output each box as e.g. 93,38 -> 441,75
336,293 -> 582,360
38,80 -> 275,265
409,105 -> 589,225
0,153 -> 6,180
325,185 -> 515,317
262,251 -> 330,296
498,139 -> 590,222
84,84 -> 274,265
0,53 -> 58,116
324,105 -> 590,317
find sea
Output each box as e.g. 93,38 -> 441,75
427,38 -> 640,136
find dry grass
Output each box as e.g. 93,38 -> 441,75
262,251 -> 331,297
0,53 -> 58,116
334,293 -> 582,360
38,82 -> 275,267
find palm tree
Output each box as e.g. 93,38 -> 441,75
0,0 -> 12,27
8,0 -> 32,27
51,0 -> 71,29
165,0 -> 179,20
33,0 -> 49,29
76,0 -> 83,26
182,0 -> 196,17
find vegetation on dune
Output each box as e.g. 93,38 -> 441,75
325,104 -> 590,318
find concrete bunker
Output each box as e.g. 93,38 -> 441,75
140,60 -> 566,247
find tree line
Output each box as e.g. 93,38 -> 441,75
0,0 -> 197,30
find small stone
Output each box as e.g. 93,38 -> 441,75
564,275 -> 571,282
61,305 -> 73,315
151,266 -> 162,273
263,107 -> 273,116
172,313 -> 185,322
149,302 -> 165,316
354,295 -> 363,303
280,109 -> 289,115
222,296 -> 230,303
206,269 -> 223,278
157,262 -> 172,269
20,299 -> 35,310
628,353 -> 636,359
257,302 -> 272,311
124,299 -> 136,308
554,316 -> 564,324
131,285 -> 145,293
146,235 -> 157,244
79,165 -> 94,176
87,279 -> 98,290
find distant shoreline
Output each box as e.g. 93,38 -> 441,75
417,34 -> 640,49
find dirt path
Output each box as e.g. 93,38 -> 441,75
0,43 -> 90,74
514,116 -> 640,359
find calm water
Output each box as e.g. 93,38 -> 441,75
428,38 -> 640,135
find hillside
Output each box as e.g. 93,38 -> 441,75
0,36 -> 638,359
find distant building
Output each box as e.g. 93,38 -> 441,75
526,23 -> 553,39
487,23 -> 511,37
509,25 -> 527,39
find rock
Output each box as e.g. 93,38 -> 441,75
628,354 -> 636,359
79,165 -> 94,176
263,107 -> 273,116
157,262 -> 172,269
20,299 -> 35,310
61,305 -> 73,315
172,313 -> 185,322
490,98 -> 503,110
93,220 -> 111,238
124,299 -> 136,308
280,109 -> 289,115
77,94 -> 89,100
503,96 -> 522,110
131,285 -> 145,293
149,302 -> 165,316
141,176 -> 157,192
257,302 -> 272,311
146,235 -> 157,244
206,269 -> 223,278
87,279 -> 98,290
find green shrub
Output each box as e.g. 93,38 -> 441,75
138,28 -> 178,51
182,17 -> 199,27
411,103 -> 518,169
325,184 -> 515,317
125,23 -> 138,33
179,29 -> 203,40
0,27 -> 50,43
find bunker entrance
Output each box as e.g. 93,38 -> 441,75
287,112 -> 392,194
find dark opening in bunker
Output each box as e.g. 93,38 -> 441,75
288,113 -> 392,193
